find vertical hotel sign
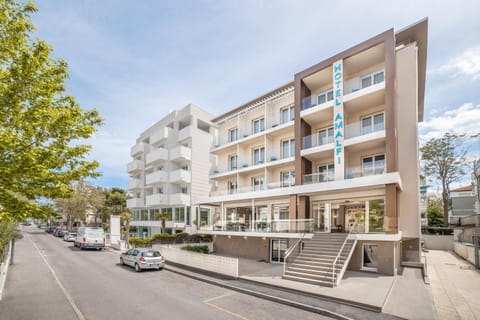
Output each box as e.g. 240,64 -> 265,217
333,60 -> 344,180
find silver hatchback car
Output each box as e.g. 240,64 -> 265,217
120,248 -> 165,272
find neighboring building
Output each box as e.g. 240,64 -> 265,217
195,19 -> 428,284
126,104 -> 214,237
419,172 -> 428,226
449,184 -> 476,225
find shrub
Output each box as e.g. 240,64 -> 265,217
129,237 -> 149,247
181,245 -> 209,254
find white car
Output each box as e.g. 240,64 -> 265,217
120,248 -> 165,272
63,232 -> 76,242
74,227 -> 105,250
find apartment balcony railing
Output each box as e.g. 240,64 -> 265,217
150,127 -> 170,146
170,145 -> 191,161
303,172 -> 335,184
145,193 -> 167,206
345,166 -> 385,179
130,142 -> 147,156
198,219 -> 314,234
169,169 -> 191,184
302,133 -> 333,150
145,147 -> 168,166
127,198 -> 144,208
127,160 -> 144,173
169,193 -> 189,205
344,119 -> 385,139
210,181 -> 294,197
127,178 -> 143,190
178,125 -> 192,142
145,171 -> 168,185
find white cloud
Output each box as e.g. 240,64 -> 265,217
434,46 -> 480,80
419,103 -> 480,142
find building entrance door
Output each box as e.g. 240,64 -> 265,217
345,204 -> 365,233
271,239 -> 288,263
312,203 -> 330,232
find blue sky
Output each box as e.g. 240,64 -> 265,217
30,0 -> 480,191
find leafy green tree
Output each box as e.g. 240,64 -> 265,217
102,187 -> 128,226
427,197 -> 444,226
0,0 -> 103,222
120,210 -> 132,248
155,212 -> 171,234
420,133 -> 466,226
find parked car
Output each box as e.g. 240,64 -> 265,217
52,227 -> 63,236
63,232 -> 76,242
74,227 -> 105,250
56,229 -> 69,238
120,248 -> 165,272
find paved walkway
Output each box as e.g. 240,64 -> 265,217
426,250 -> 480,320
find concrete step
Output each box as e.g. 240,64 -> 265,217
295,256 -> 341,264
285,269 -> 337,281
302,248 -> 341,254
287,266 -> 340,277
282,274 -> 334,287
290,262 -> 336,270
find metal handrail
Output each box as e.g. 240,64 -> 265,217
331,221 -> 357,286
283,224 -> 312,274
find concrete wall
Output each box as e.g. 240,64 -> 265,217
348,240 -> 396,276
422,235 -> 454,251
454,242 -> 478,266
213,235 -> 269,261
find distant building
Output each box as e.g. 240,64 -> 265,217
449,184 -> 476,224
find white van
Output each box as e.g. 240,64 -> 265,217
74,227 -> 105,250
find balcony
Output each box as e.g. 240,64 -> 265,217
178,125 -> 192,142
198,219 -> 313,234
170,145 -> 191,162
145,193 -> 167,206
127,179 -> 143,190
130,142 -> 147,157
127,160 -> 144,173
145,170 -> 168,185
169,193 -> 189,205
344,119 -> 385,148
169,169 -> 191,184
303,172 -> 335,184
127,198 -> 144,208
345,166 -> 385,179
150,127 -> 170,146
145,147 -> 168,166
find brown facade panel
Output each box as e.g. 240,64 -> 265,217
213,236 -> 269,261
384,29 -> 397,173
348,240 -> 397,276
297,196 -> 310,220
385,183 -> 398,234
289,194 -> 297,220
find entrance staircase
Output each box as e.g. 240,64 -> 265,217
282,233 -> 357,287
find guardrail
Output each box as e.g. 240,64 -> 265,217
283,233 -> 308,275
332,221 -> 357,286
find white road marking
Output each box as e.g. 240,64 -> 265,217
203,292 -> 233,303
28,235 -> 87,320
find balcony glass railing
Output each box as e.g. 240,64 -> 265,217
303,172 -> 334,184
301,94 -> 334,111
302,133 -> 334,150
345,165 -> 385,179
210,181 -> 294,197
198,219 -> 314,233
344,118 -> 384,139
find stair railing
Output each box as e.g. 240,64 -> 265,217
283,231 -> 309,275
331,221 -> 357,286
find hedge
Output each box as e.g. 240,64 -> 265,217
129,233 -> 212,247
181,245 -> 209,254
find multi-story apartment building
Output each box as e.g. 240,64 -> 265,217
126,104 -> 214,236
194,19 -> 427,285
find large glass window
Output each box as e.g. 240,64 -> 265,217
362,154 -> 385,176
273,204 -> 289,220
361,113 -> 384,135
252,118 -> 265,134
369,199 -> 385,232
228,128 -> 238,142
281,139 -> 295,158
318,164 -> 334,182
251,176 -> 264,191
318,127 -> 334,145
199,207 -> 210,227
281,170 -> 295,187
227,180 -> 237,194
361,70 -> 384,89
161,208 -> 172,221
176,207 -> 185,223
271,239 -> 288,263
280,106 -> 295,124
252,147 -> 265,165
229,154 -> 238,170
317,89 -> 334,105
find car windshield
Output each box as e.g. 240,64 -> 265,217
142,251 -> 161,258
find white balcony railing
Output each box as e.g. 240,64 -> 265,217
127,198 -> 144,208
130,142 -> 147,156
145,171 -> 168,185
169,193 -> 189,205
169,169 -> 191,183
303,172 -> 334,184
145,147 -> 168,165
345,166 -> 385,179
150,127 -> 170,146
145,193 -> 167,206
127,179 -> 143,190
170,146 -> 191,161
127,160 -> 144,173
178,125 -> 192,142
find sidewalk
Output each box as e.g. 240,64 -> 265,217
426,250 -> 480,320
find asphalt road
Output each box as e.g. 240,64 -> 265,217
0,226 -> 331,320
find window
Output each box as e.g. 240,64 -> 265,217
181,165 -> 189,171
318,164 -> 334,182
228,128 -> 238,142
252,118 -> 265,134
281,170 -> 295,187
228,180 -> 237,194
175,207 -> 185,223
318,127 -> 334,146
281,138 -> 295,159
181,187 -> 188,194
361,113 -> 384,135
361,70 -> 384,89
369,199 -> 385,232
280,106 -> 295,124
252,146 -> 265,165
229,154 -> 238,171
157,188 -> 163,194
317,89 -> 334,105
362,154 -> 385,176
251,176 -> 264,191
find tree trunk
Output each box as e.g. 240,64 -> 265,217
442,190 -> 449,227
125,221 -> 130,249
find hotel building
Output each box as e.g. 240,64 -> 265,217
196,19 -> 428,286
127,104 -> 214,236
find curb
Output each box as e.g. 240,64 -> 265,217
165,265 -> 354,320
0,240 -> 13,301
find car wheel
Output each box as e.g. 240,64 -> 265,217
157,266 -> 163,271
135,263 -> 141,272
